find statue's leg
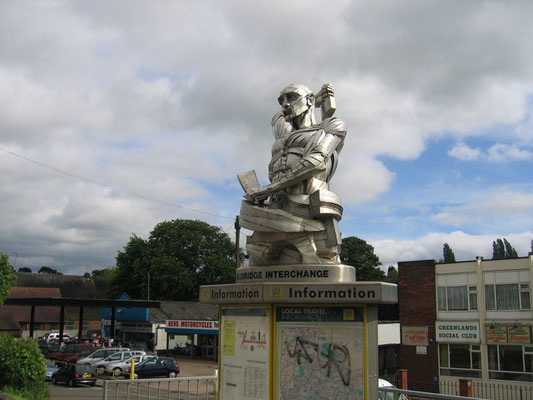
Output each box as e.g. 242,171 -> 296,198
314,218 -> 341,263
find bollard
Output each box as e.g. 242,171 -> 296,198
397,369 -> 408,390
459,379 -> 473,397
130,358 -> 135,380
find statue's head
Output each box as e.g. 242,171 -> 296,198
278,84 -> 315,120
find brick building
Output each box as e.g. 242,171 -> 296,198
398,256 -> 533,395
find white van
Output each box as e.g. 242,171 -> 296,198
42,332 -> 73,343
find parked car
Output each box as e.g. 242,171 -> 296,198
76,347 -> 130,365
45,343 -> 96,361
39,342 -> 62,356
94,350 -> 146,374
378,379 -> 408,400
115,341 -> 142,350
63,347 -> 101,364
52,363 -> 97,387
106,354 -> 155,377
45,359 -> 60,381
133,357 -> 180,379
42,332 -> 74,343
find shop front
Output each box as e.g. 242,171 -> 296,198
166,319 -> 219,360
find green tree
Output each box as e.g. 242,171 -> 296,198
38,266 -> 61,274
91,267 -> 117,285
0,254 -> 16,307
443,243 -> 456,263
340,237 -> 385,281
492,238 -> 518,259
386,265 -> 398,283
503,238 -> 518,258
18,267 -> 32,273
112,219 -> 238,301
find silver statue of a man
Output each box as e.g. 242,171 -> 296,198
239,83 -> 346,266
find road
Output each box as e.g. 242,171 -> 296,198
48,382 -> 102,399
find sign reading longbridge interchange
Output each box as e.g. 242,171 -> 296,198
199,282 -> 398,304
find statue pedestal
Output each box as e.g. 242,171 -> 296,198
199,266 -> 397,400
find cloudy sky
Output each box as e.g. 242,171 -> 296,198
1,0 -> 532,275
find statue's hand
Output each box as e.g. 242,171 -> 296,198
245,188 -> 269,203
315,83 -> 335,107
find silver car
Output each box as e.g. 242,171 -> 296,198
94,351 -> 146,375
76,347 -> 130,366
105,354 -> 155,377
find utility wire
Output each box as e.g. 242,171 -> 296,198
0,147 -> 234,221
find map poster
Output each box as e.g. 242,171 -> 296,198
219,307 -> 270,400
276,306 -> 365,400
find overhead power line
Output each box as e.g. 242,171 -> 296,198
0,147 -> 234,221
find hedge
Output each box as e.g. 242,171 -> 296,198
0,334 -> 50,400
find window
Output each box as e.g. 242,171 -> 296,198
468,286 -> 477,310
485,284 -> 530,311
488,345 -> 533,382
439,344 -> 481,378
520,284 -> 531,310
437,286 -> 477,311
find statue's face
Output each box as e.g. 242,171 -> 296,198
278,85 -> 313,119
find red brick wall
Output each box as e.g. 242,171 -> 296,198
398,259 -> 439,392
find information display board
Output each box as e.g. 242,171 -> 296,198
219,307 -> 270,400
276,306 -> 365,400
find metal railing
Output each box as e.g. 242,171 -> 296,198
440,377 -> 533,400
379,387 -> 488,400
102,375 -> 217,400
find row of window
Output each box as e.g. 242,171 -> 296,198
438,283 -> 531,311
439,344 -> 533,382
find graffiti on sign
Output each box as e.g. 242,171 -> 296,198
285,336 -> 351,386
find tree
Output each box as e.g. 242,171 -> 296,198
442,243 -> 456,263
503,238 -> 518,258
492,238 -> 518,259
0,254 -> 17,307
38,266 -> 61,274
111,219 -> 238,301
530,239 -> 533,256
340,237 -> 385,281
18,267 -> 32,273
492,239 -> 505,259
386,265 -> 398,283
91,267 -> 117,285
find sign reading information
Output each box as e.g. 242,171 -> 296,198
435,321 -> 480,343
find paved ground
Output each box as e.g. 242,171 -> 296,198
49,357 -> 218,399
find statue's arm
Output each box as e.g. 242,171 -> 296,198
246,119 -> 346,202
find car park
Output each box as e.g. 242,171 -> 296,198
133,357 -> 180,379
52,363 -> 97,387
76,347 -> 130,365
94,350 -> 146,374
105,354 -> 155,377
45,359 -> 60,381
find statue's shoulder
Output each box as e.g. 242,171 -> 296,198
320,117 -> 346,136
